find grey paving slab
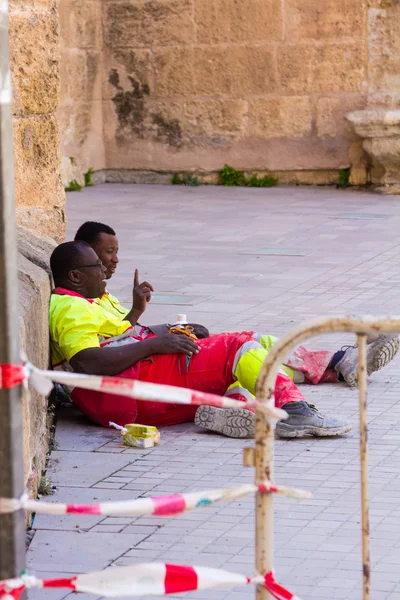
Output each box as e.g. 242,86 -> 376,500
27,530 -> 135,572
46,450 -> 136,488
54,406 -> 116,452
25,185 -> 400,600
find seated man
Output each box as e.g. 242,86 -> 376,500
74,221 -> 209,339
50,242 -> 396,439
74,221 -> 400,390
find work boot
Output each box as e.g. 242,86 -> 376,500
335,334 -> 400,387
194,406 -> 256,438
276,401 -> 352,439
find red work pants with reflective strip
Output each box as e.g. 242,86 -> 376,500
71,332 -> 306,428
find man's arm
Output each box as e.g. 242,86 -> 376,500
70,334 -> 200,376
124,269 -> 153,326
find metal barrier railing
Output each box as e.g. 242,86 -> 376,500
251,316 -> 400,600
1,316 -> 398,599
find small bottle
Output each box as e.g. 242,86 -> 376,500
174,314 -> 188,328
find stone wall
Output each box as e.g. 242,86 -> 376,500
8,1 -> 65,499
10,0 -> 66,241
58,0 -> 105,182
17,227 -> 56,498
367,0 -> 400,108
101,0 -> 369,180
57,0 -> 399,182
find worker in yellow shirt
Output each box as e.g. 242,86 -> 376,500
74,221 -> 209,339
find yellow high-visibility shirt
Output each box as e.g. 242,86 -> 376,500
94,291 -> 129,320
49,289 -> 131,367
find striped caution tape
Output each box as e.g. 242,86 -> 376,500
0,564 -> 301,599
0,358 -> 288,421
0,481 -> 311,517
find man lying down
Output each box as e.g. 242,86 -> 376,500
49,239 -> 399,439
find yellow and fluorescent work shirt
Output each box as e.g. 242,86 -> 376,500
49,288 -> 132,367
94,291 -> 130,320
95,290 -> 152,338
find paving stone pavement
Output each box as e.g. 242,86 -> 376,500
28,185 -> 400,600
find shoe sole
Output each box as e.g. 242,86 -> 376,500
340,336 -> 400,387
276,422 -> 353,439
367,335 -> 400,376
194,406 -> 256,438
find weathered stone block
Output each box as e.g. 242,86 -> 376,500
104,49 -> 154,101
368,0 -> 397,7
13,115 -> 66,240
316,97 -> 341,138
104,0 -> 194,48
154,47 -> 195,96
17,226 -> 56,277
285,0 -> 366,41
17,207 -> 66,243
251,97 -> 312,138
369,58 -> 400,107
146,98 -> 248,144
368,7 -> 400,106
60,0 -> 102,50
18,252 -> 52,493
368,9 -> 400,61
195,0 -> 283,43
9,10 -> 60,116
61,156 -> 86,188
193,46 -> 277,96
313,44 -> 366,93
278,46 -> 314,94
58,101 -> 93,149
60,49 -> 102,103
155,45 -> 276,98
279,44 -> 365,93
346,109 -> 400,187
183,99 -> 248,136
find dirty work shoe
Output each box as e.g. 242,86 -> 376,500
276,401 -> 352,439
335,334 -> 400,387
194,406 -> 256,438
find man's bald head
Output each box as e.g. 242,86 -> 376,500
50,241 -> 107,298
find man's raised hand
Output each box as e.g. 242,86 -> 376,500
132,269 -> 154,316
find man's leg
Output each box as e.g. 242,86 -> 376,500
71,330 -> 351,437
255,332 -> 400,387
194,333 -> 352,439
70,332 -> 254,428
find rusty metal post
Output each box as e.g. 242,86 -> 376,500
253,316 -> 399,600
0,0 -> 25,581
358,334 -> 370,600
255,405 -> 274,600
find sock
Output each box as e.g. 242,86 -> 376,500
328,350 -> 346,381
328,350 -> 345,369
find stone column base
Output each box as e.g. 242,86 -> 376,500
346,109 -> 400,193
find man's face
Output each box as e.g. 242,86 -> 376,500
69,246 -> 107,298
91,233 -> 119,279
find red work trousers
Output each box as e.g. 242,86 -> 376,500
71,332 -> 306,428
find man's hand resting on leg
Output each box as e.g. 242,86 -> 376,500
70,334 -> 200,376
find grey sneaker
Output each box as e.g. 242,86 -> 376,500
336,334 -> 400,387
194,406 -> 256,438
276,401 -> 352,439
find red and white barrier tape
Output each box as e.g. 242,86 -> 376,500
0,481 -> 311,517
0,364 -> 25,389
0,361 -> 287,421
0,564 -> 300,599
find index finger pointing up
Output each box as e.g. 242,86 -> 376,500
134,268 -> 140,287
